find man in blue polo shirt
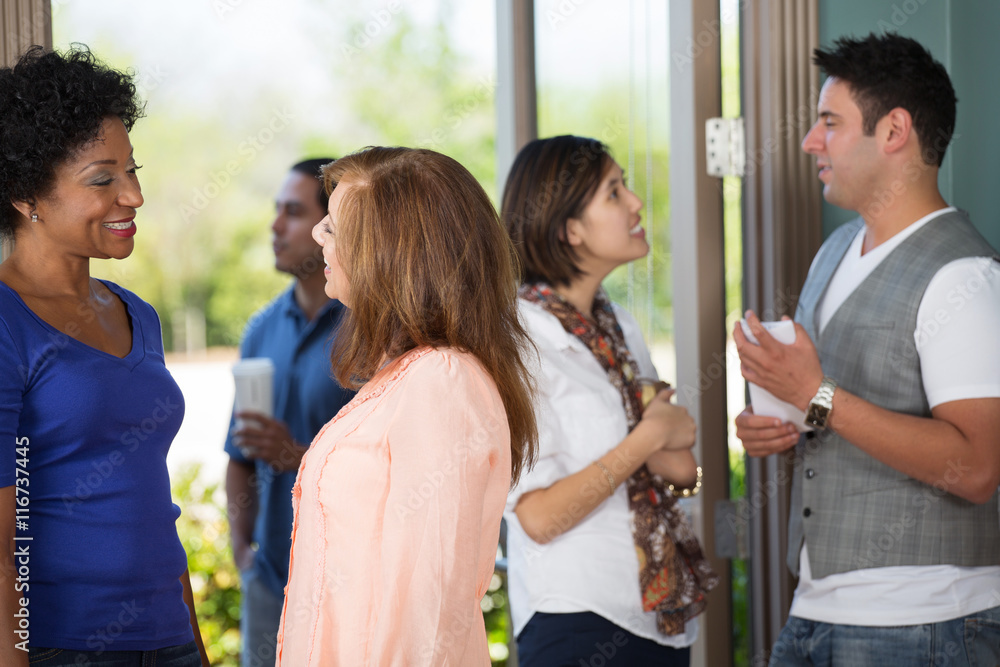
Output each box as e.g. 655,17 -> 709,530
225,158 -> 354,667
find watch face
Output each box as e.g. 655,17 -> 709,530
806,404 -> 831,428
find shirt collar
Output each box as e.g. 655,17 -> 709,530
280,285 -> 342,323
520,298 -> 589,353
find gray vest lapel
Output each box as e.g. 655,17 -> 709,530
795,218 -> 864,344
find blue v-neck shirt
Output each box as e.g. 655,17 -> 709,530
0,279 -> 193,650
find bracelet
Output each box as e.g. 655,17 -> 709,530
593,461 -> 616,497
667,466 -> 702,498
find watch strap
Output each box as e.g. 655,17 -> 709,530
805,376 -> 837,429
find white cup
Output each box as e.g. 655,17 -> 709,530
232,358 -> 275,456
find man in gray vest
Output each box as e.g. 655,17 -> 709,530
734,33 -> 1000,666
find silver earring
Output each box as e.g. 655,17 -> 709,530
31,213 -> 37,223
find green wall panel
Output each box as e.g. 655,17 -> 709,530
815,0 -> 1000,249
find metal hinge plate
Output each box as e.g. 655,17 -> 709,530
706,117 -> 745,177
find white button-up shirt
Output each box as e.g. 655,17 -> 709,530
504,297 -> 698,647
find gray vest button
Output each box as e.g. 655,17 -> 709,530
806,469 -> 816,479
803,508 -> 812,517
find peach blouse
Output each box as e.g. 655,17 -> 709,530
276,347 -> 511,666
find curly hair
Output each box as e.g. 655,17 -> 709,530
814,33 -> 956,167
0,44 -> 144,239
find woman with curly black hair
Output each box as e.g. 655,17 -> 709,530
0,46 -> 208,666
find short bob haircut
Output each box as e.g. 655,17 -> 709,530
321,146 -> 537,486
0,45 -> 143,240
501,135 -> 614,287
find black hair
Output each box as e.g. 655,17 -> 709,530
291,158 -> 336,212
813,33 -> 956,167
501,135 -> 613,286
0,44 -> 144,239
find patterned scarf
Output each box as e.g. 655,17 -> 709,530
521,282 -> 719,635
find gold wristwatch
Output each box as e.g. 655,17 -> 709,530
805,377 -> 837,430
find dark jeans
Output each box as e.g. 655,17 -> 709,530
517,611 -> 691,667
28,640 -> 201,666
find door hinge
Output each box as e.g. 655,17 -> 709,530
706,117 -> 745,178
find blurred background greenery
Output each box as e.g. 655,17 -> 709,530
173,464 -> 241,666
55,1 -> 746,664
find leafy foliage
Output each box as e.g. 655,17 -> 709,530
173,463 -> 241,667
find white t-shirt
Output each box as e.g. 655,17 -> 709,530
504,298 -> 698,647
790,207 -> 1000,626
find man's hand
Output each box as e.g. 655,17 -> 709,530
735,407 -> 800,457
234,412 -> 306,473
226,459 -> 258,574
232,540 -> 256,572
734,310 -> 825,411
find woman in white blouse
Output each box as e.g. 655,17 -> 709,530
502,136 -> 718,666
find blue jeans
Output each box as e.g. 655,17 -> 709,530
28,640 -> 201,666
769,606 -> 1000,666
517,611 -> 690,667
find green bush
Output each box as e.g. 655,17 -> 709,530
173,463 -> 241,667
484,570 -> 513,665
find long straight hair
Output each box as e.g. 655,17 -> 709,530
322,147 -> 537,485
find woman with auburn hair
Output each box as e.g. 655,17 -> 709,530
502,136 -> 718,666
275,146 -> 537,666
